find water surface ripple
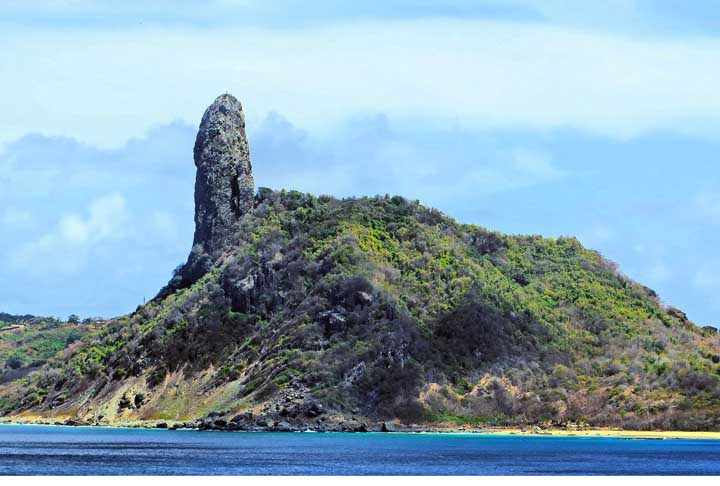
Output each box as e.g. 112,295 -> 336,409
1,424 -> 719,475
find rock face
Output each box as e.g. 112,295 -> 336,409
193,93 -> 255,253
181,94 -> 255,284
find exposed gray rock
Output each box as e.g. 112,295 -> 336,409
303,400 -> 324,418
63,419 -> 89,427
274,421 -> 294,432
231,412 -> 254,423
181,93 -> 255,285
355,291 -> 373,305
256,418 -> 274,428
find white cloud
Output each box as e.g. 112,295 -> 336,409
4,19 -> 720,148
507,0 -> 645,32
1,207 -> 34,229
510,148 -> 563,179
11,193 -> 129,274
0,0 -> 655,35
464,148 -> 561,193
248,111 -> 565,202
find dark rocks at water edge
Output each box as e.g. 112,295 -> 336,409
61,419 -> 90,427
165,407 -> 383,433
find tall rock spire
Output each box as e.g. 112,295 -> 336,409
192,93 -> 255,254
170,94 -> 255,289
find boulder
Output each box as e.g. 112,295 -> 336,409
304,401 -> 324,418
274,421 -> 294,432
63,419 -> 88,427
256,418 -> 274,428
231,412 -> 253,423
199,418 -> 215,430
133,393 -> 145,408
118,395 -> 132,410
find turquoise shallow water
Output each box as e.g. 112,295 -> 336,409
1,424 -> 720,475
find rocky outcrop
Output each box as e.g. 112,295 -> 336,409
178,94 -> 255,286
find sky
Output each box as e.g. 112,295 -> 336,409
1,0 -> 719,326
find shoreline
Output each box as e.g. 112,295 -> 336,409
1,417 -> 719,440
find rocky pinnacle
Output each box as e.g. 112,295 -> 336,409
167,93 -> 256,289
192,93 -> 255,255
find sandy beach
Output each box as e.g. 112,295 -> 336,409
490,427 -> 720,440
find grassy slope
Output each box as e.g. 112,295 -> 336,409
0,319 -> 93,373
0,317 -> 95,410
2,190 -> 719,429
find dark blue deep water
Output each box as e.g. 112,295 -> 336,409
1,424 -> 720,475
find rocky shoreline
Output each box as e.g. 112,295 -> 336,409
6,389 -> 720,437
3,415 -> 720,440
0,415 -> 442,434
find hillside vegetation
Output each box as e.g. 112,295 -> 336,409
0,316 -> 95,410
2,189 -> 719,430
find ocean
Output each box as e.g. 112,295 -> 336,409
1,424 -> 719,475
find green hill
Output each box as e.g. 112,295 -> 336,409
0,315 -> 95,409
1,94 -> 718,432
2,189 -> 719,430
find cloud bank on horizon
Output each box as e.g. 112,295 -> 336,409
1,0 -> 719,326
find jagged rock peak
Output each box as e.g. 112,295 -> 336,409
192,93 -> 255,254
